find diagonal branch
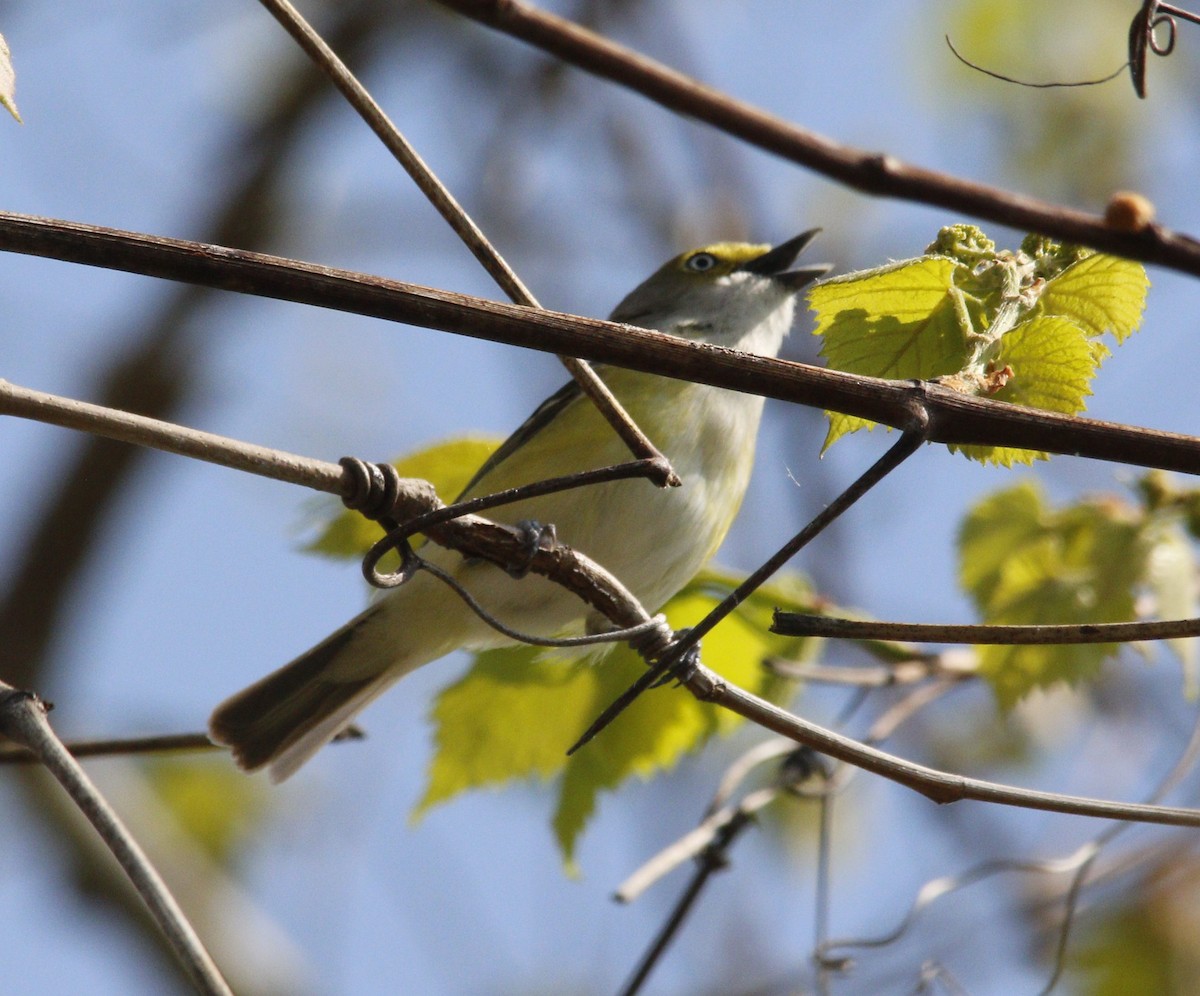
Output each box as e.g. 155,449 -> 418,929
682,663 -> 1200,827
0,686 -> 232,996
257,0 -> 676,481
434,0 -> 1200,278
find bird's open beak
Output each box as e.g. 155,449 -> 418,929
738,229 -> 832,290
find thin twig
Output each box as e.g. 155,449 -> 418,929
0,727 -> 364,764
765,657 -> 954,687
618,751 -> 831,991
256,0 -> 675,480
944,34 -> 1129,90
4,215 -> 1200,473
675,430 -> 927,656
569,429 -> 927,754
818,702 -> 1200,988
1039,700 -> 1200,994
773,613 -> 1200,645
616,806 -> 760,996
0,685 -> 232,996
386,457 -> 670,537
434,0 -> 1200,278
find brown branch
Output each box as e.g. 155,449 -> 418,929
0,728 -> 364,764
0,378 -> 658,639
773,613 -> 1200,645
3,213 -> 1200,476
681,662 -> 1200,827
5,377 -> 1198,829
434,0 -> 1200,278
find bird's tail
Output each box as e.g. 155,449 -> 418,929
209,603 -> 422,782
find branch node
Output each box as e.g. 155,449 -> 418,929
338,456 -> 403,520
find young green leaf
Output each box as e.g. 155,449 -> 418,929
811,256 -> 966,450
811,226 -> 1149,466
949,315 -> 1098,466
1036,251 -> 1149,343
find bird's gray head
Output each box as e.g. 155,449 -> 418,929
609,229 -> 831,356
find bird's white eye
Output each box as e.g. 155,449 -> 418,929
684,252 -> 719,273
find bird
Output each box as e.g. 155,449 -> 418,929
209,231 -> 830,781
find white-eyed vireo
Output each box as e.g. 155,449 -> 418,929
210,231 -> 830,780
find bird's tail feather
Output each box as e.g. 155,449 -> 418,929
209,607 -> 401,782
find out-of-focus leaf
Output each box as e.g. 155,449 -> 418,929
141,757 -> 268,863
1144,517 -> 1199,697
959,482 -> 1146,707
940,1 -> 1141,201
414,568 -> 822,870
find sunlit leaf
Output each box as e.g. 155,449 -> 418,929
810,256 -> 967,449
812,226 -> 1148,465
951,316 -> 1097,466
1038,252 -> 1149,343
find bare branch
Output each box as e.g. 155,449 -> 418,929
434,0 -> 1200,278
0,378 -> 662,649
773,613 -> 1200,645
3,213 -> 1198,474
0,727 -> 364,764
0,685 -> 232,996
681,661 -> 1200,827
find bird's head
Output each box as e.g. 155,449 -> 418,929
609,229 -> 831,355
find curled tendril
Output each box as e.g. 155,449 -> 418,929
947,0 -> 1199,100
1150,11 -> 1178,56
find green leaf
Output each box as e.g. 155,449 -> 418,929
810,257 -> 968,376
811,228 -> 1148,466
1037,250 -> 1149,344
810,257 -> 967,450
304,436 -> 502,560
950,315 -> 1098,466
958,482 -> 1146,708
415,568 -> 821,871
1069,893 -> 1179,996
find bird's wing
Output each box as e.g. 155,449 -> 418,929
453,377 -> 586,501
